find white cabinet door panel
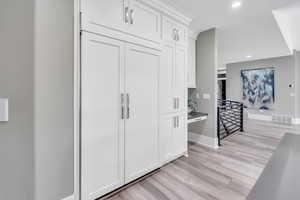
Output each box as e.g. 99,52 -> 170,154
81,33 -> 125,200
159,115 -> 174,164
174,45 -> 187,112
125,44 -> 160,183
81,0 -> 128,32
128,0 -> 161,42
160,43 -> 176,114
173,114 -> 187,156
162,17 -> 176,44
176,25 -> 188,46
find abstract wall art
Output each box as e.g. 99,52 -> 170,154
241,68 -> 275,110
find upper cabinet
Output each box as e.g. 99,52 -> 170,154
81,0 -> 161,42
81,0 -> 128,31
128,0 -> 161,41
162,16 -> 188,46
188,37 -> 196,88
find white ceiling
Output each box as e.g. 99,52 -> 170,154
160,0 -> 300,68
273,1 -> 300,52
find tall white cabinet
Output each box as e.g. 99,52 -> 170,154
78,1 -> 191,199
81,34 -> 125,199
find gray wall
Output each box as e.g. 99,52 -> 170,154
0,0 -> 34,199
189,29 -> 218,138
295,51 -> 300,118
34,0 -> 74,199
226,56 -> 296,116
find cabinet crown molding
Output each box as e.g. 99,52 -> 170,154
140,0 -> 192,26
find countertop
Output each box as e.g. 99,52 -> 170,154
247,133 -> 300,200
188,112 -> 208,124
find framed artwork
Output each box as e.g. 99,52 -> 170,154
241,67 -> 275,110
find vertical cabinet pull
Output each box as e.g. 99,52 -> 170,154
173,29 -> 179,41
173,116 -> 179,128
121,94 -> 125,119
173,98 -> 177,109
173,117 -> 176,128
125,7 -> 129,24
130,9 -> 134,24
126,93 -> 130,119
172,28 -> 177,41
173,98 -> 179,109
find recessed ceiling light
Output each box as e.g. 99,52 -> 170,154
246,55 -> 252,58
232,1 -> 242,9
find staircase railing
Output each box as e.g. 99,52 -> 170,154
217,99 -> 244,146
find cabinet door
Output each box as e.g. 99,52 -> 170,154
81,0 -> 128,32
173,114 -> 188,157
174,45 -> 187,112
188,37 -> 196,88
162,17 -> 176,44
176,24 -> 188,46
125,44 -> 160,183
159,115 -> 175,164
81,33 -> 125,200
128,0 -> 161,42
160,43 -> 176,114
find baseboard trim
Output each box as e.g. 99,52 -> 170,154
62,194 -> 74,200
188,132 -> 219,149
247,113 -> 272,121
248,113 -> 300,125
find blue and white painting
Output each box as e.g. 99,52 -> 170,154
241,68 -> 275,110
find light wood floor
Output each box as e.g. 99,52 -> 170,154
105,120 -> 300,200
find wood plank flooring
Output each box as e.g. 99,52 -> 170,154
104,120 -> 300,200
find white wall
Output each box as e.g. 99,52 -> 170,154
34,0 -> 74,199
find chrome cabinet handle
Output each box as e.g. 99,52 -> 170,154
126,93 -> 130,119
121,94 -> 125,119
172,28 -> 177,41
125,7 -> 129,24
174,98 -> 179,109
176,30 -> 180,41
173,98 -> 177,109
177,116 -> 179,127
130,9 -> 134,24
174,117 -> 176,128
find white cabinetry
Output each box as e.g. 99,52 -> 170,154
124,44 -> 160,183
160,43 -> 187,114
188,37 -> 196,88
81,32 -> 160,200
81,33 -> 125,199
128,0 -> 161,41
159,16 -> 188,164
81,0 -> 128,31
81,0 -> 161,42
79,1 -> 190,199
174,45 -> 187,112
173,114 -> 187,156
159,113 -> 187,164
162,16 -> 188,46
